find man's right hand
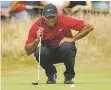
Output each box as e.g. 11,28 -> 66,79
25,26 -> 44,55
37,27 -> 44,39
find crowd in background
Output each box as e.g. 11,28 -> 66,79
1,1 -> 111,22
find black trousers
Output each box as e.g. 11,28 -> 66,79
34,42 -> 77,78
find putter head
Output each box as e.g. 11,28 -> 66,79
32,82 -> 38,85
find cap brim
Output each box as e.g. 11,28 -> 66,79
44,13 -> 57,17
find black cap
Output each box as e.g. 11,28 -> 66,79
43,3 -> 57,17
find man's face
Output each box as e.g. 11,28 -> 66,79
44,16 -> 57,28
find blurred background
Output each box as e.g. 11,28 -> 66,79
1,0 -> 111,67
1,1 -> 111,21
1,0 -> 111,73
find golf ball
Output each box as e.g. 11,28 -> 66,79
70,84 -> 75,88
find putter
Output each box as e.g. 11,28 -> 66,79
32,35 -> 42,85
32,19 -> 42,85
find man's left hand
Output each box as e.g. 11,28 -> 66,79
59,37 -> 74,46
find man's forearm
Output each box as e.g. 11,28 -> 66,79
73,24 -> 94,41
25,39 -> 40,55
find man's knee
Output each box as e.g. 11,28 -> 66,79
60,42 -> 76,52
34,45 -> 51,59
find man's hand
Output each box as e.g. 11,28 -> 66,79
59,37 -> 74,46
37,27 -> 44,39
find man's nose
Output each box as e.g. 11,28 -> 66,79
48,19 -> 54,22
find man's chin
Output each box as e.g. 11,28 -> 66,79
48,24 -> 55,27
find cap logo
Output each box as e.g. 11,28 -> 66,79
47,9 -> 53,11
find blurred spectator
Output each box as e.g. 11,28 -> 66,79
0,1 -> 30,21
41,1 -> 69,14
92,1 -> 109,10
66,1 -> 92,13
26,1 -> 41,18
0,1 -> 18,19
11,1 -> 29,20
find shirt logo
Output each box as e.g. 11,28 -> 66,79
47,9 -> 53,11
59,29 -> 63,31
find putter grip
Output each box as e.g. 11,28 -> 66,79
40,18 -> 43,37
40,34 -> 43,37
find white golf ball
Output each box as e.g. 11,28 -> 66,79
70,84 -> 75,88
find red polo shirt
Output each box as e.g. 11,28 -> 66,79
25,14 -> 84,48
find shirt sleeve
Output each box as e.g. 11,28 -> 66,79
64,16 -> 85,31
25,20 -> 39,45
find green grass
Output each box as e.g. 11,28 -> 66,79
1,62 -> 111,90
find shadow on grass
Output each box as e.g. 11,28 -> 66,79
31,82 -> 69,85
32,81 -> 110,85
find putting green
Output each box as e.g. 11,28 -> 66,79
1,65 -> 111,90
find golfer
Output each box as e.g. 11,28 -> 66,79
25,3 -> 93,84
